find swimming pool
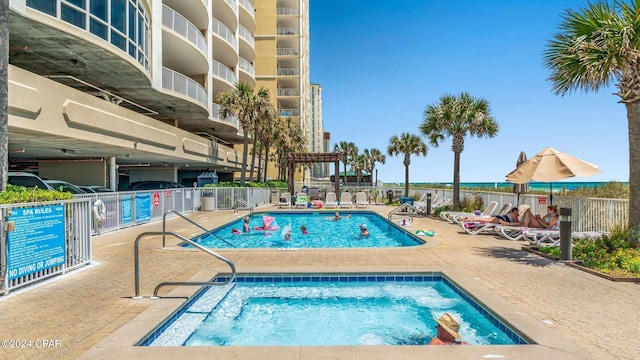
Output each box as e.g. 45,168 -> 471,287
139,273 -> 527,347
190,211 -> 425,249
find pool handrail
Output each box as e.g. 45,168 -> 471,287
162,209 -> 235,248
133,231 -> 236,299
388,203 -> 415,225
234,199 -> 253,216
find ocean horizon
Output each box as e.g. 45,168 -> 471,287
393,181 -> 628,191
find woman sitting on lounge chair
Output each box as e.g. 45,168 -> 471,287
520,205 -> 558,230
465,207 -> 521,225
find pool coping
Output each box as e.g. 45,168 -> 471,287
79,266 -> 590,360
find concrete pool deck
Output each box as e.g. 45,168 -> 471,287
1,205 -> 638,359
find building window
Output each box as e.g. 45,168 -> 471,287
27,0 -> 150,70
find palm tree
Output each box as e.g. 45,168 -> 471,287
352,154 -> 366,186
543,0 -> 640,244
420,92 -> 498,210
218,82 -> 257,185
250,87 -> 275,182
387,133 -> 427,197
334,141 -> 358,187
258,107 -> 278,182
365,148 -> 386,185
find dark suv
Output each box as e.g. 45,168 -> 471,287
125,181 -> 186,191
8,172 -> 53,190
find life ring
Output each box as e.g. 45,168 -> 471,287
93,199 -> 107,223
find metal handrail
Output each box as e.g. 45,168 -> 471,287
133,231 -> 236,299
162,210 -> 235,248
235,199 -> 253,216
388,203 -> 414,224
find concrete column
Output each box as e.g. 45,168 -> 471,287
108,157 -> 117,191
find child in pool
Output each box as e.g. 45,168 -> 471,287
243,216 -> 250,232
231,228 -> 241,234
300,225 -> 308,234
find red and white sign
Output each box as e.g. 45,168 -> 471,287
153,192 -> 160,207
538,197 -> 547,205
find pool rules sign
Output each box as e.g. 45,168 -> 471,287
6,205 -> 66,280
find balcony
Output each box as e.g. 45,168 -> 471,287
238,57 -> 256,86
277,68 -> 300,76
279,109 -> 300,117
162,5 -> 208,74
211,17 -> 239,67
213,0 -> 238,31
238,25 -> 255,60
277,88 -> 300,96
162,67 -> 208,108
163,5 -> 207,55
277,47 -> 299,56
277,7 -> 299,15
277,28 -> 298,36
238,0 -> 256,32
211,102 -> 240,133
212,59 -> 237,94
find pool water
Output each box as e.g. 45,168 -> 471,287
192,212 -> 424,249
140,273 -> 527,347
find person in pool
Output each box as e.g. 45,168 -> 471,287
430,313 -> 466,345
242,216 -> 250,233
284,232 -> 291,241
359,223 -> 369,237
300,225 -> 308,234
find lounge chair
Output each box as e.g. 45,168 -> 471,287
522,229 -> 606,246
339,192 -> 353,208
355,191 -> 369,208
295,193 -> 309,208
415,197 -> 451,216
324,192 -> 338,208
461,204 -> 529,236
278,192 -> 291,209
440,201 -> 498,224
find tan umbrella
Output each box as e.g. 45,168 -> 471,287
505,147 -> 602,204
512,151 -> 529,205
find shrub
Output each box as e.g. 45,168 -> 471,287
0,184 -> 72,204
459,195 -> 484,213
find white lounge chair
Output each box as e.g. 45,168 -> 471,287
339,192 -> 353,208
523,229 -> 606,246
278,192 -> 291,209
324,192 -> 338,208
355,192 -> 369,208
441,201 -> 499,224
295,193 -> 309,208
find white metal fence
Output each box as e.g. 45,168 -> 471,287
295,184 -> 627,234
74,187 -> 273,235
1,199 -> 92,295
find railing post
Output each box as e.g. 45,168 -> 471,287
559,207 -> 572,261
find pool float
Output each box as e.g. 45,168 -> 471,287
415,230 -> 436,236
254,215 -> 280,230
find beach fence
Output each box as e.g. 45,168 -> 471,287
389,187 -> 627,233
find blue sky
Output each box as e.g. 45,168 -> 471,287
309,0 -> 628,184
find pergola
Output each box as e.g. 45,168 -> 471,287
286,152 -> 341,195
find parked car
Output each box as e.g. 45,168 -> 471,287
125,181 -> 186,191
8,171 -> 53,190
79,185 -> 114,193
44,180 -> 87,194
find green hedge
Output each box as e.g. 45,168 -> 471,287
0,185 -> 73,204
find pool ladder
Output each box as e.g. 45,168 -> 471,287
234,199 -> 254,216
388,203 -> 415,225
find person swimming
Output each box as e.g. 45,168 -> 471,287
300,225 -> 308,234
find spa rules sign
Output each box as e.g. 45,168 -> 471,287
6,205 -> 66,280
